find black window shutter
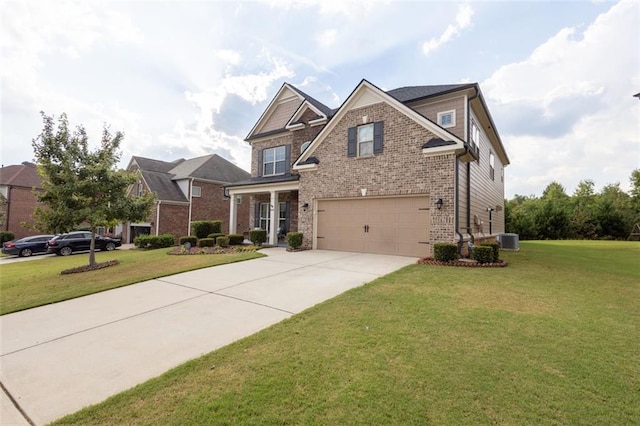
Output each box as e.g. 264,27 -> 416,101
347,127 -> 357,157
254,202 -> 261,229
257,149 -> 263,176
284,144 -> 291,174
373,121 -> 384,154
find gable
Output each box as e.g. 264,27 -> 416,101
246,85 -> 304,140
294,80 -> 465,169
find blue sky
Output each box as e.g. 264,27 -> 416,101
2,0 -> 638,198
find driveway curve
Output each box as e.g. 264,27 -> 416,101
0,248 -> 416,425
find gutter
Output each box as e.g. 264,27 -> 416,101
155,200 -> 161,236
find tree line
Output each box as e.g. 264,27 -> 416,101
505,170 -> 640,240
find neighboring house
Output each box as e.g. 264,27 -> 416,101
226,79 -> 509,257
0,162 -> 43,239
122,154 -> 251,243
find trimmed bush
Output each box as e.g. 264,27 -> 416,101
434,242 -> 458,262
479,242 -> 500,262
249,229 -> 267,246
228,234 -> 244,245
217,236 -> 230,247
0,231 -> 15,244
134,234 -> 175,249
179,236 -> 198,246
198,238 -> 215,248
472,246 -> 494,264
286,232 -> 303,249
191,220 -> 222,239
207,233 -> 226,243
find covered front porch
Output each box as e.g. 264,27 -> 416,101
227,177 -> 299,246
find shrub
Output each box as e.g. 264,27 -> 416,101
479,242 -> 500,262
286,232 -> 303,249
198,238 -> 215,248
207,233 -> 226,243
134,234 -> 175,249
0,231 -> 15,243
191,220 -> 222,239
179,236 -> 198,246
472,246 -> 494,264
217,236 -> 230,247
249,229 -> 267,246
228,234 -> 244,245
434,243 -> 458,262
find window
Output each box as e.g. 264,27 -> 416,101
357,124 -> 374,156
236,195 -> 242,204
471,122 -> 480,149
348,122 -> 383,157
437,110 -> 456,128
137,181 -> 143,197
263,146 -> 286,176
489,152 -> 495,181
300,141 -> 311,153
192,185 -> 202,197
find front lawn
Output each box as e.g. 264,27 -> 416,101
54,241 -> 640,425
0,248 -> 264,315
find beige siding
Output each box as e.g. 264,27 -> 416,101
411,96 -> 466,140
468,109 -> 505,236
259,98 -> 301,133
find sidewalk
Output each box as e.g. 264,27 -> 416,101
0,248 -> 417,425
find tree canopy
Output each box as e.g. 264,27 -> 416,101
506,171 -> 640,240
32,113 -> 155,265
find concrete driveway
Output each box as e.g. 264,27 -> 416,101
0,248 -> 416,425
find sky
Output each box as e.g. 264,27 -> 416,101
1,0 -> 639,199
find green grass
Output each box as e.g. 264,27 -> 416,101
52,240 -> 640,425
0,248 -> 264,315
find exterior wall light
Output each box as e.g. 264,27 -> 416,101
302,202 -> 309,212
435,198 -> 444,210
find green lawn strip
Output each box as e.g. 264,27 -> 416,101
53,241 -> 640,425
0,249 -> 265,315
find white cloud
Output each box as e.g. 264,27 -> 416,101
422,4 -> 474,55
315,28 -> 338,47
217,49 -> 241,65
483,0 -> 640,196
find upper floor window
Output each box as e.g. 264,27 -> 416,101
263,146 -> 286,176
437,110 -> 456,128
347,121 -> 384,157
192,185 -> 202,197
137,181 -> 143,197
489,152 -> 495,181
300,141 -> 311,153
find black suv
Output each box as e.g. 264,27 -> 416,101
47,231 -> 122,256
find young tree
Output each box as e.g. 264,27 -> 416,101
32,113 -> 155,267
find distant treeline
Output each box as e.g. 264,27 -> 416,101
505,169 -> 640,240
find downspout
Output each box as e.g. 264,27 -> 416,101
187,178 -> 194,236
4,186 -> 11,231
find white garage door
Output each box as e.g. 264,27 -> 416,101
316,196 -> 431,257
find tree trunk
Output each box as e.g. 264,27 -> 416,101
89,226 -> 97,266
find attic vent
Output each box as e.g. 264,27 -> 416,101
498,233 -> 519,251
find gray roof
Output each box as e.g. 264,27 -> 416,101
288,85 -> 334,118
387,84 -> 475,103
132,155 -> 250,202
422,138 -> 457,149
225,173 -> 299,188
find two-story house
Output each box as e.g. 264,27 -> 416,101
0,162 -> 43,239
226,79 -> 509,257
122,154 -> 251,243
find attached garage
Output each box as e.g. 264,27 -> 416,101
316,196 -> 431,257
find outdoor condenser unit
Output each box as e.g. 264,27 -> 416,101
498,233 -> 519,250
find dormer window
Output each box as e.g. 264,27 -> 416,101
437,110 -> 456,128
263,146 -> 286,176
301,141 -> 311,153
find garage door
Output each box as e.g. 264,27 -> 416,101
316,196 -> 431,257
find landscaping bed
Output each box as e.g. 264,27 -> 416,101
61,260 -> 120,274
418,257 -> 508,267
168,245 -> 258,255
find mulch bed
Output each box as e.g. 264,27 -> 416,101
418,258 -> 508,267
61,260 -> 120,275
167,246 -> 257,255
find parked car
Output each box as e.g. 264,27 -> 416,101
47,231 -> 122,256
2,235 -> 55,257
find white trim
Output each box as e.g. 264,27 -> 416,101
227,180 -> 299,196
285,122 -> 305,131
309,117 -> 327,126
422,146 -> 459,156
295,163 -> 318,171
437,110 -> 456,128
285,100 -> 328,130
191,185 -> 202,197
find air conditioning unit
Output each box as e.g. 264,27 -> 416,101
498,233 -> 519,251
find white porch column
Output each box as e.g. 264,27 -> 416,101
269,190 -> 278,245
228,190 -> 237,234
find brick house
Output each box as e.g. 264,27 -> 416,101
226,79 -> 509,257
121,154 -> 250,243
0,162 -> 43,239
